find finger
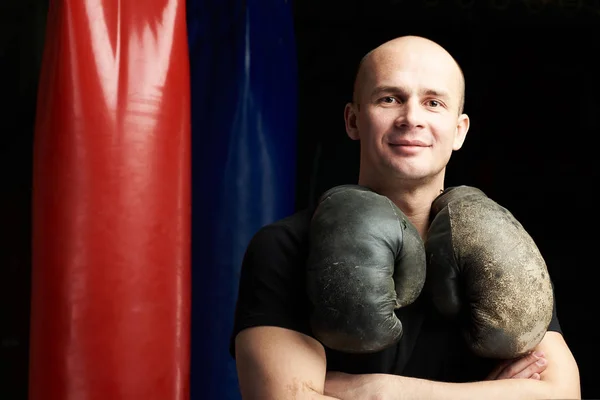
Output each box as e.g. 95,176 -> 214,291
499,354 -> 546,380
495,352 -> 541,379
531,373 -> 541,380
511,357 -> 547,379
495,351 -> 545,379
485,359 -> 513,380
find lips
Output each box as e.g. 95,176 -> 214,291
389,139 -> 429,147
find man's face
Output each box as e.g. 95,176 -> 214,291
346,43 -> 469,184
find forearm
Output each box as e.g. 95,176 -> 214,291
307,391 -> 341,400
258,388 -> 340,400
374,374 -> 576,400
366,332 -> 580,400
239,380 -> 341,400
236,327 -> 345,400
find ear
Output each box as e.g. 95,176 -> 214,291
344,102 -> 360,141
452,113 -> 470,151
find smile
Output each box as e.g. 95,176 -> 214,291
389,139 -> 429,147
388,141 -> 429,155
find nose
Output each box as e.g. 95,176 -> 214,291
395,99 -> 425,130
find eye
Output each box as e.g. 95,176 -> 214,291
427,100 -> 441,107
380,96 -> 399,104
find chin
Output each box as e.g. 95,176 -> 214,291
384,161 -> 431,181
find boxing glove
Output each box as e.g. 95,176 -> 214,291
306,184 -> 426,353
425,186 -> 553,359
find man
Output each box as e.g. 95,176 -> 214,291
229,35 -> 580,399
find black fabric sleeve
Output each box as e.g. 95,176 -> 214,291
229,219 -> 312,359
547,279 -> 562,334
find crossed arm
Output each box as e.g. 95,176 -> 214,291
235,327 -> 580,400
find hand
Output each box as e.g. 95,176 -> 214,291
486,351 -> 548,380
324,371 -> 387,400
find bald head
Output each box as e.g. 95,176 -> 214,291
352,36 -> 466,114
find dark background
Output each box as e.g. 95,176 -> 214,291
2,0 -> 598,398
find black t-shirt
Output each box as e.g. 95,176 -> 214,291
229,209 -> 562,382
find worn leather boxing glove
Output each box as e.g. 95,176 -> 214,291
306,184 -> 427,353
425,186 -> 553,359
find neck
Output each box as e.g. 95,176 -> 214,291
358,173 -> 445,240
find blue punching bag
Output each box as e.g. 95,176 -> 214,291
186,0 -> 298,398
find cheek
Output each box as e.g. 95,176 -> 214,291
430,129 -> 459,161
359,110 -> 392,140
432,119 -> 458,146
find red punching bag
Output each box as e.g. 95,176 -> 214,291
30,1 -> 191,399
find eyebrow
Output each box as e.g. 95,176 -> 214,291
370,85 -> 451,100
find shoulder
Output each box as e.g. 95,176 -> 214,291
245,209 -> 312,259
231,209 -> 315,358
237,208 -> 314,299
260,208 -> 312,238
